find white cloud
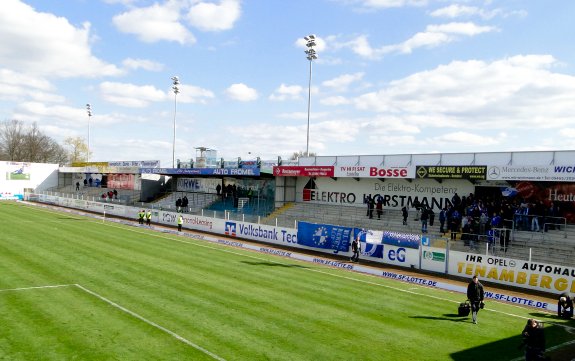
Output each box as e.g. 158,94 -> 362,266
559,129 -> 575,138
186,0 -> 241,31
269,84 -> 304,101
354,55 -> 575,131
122,58 -> 164,72
277,112 -> 329,120
330,22 -> 496,60
320,96 -> 351,106
429,131 -> 502,146
430,4 -> 526,20
0,0 -> 122,77
113,1 -> 196,44
225,83 -> 258,102
339,0 -> 428,10
177,84 -> 215,104
0,69 -> 65,103
322,72 -> 365,91
100,82 -> 167,107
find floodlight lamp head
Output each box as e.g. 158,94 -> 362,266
171,76 -> 180,85
172,85 -> 180,94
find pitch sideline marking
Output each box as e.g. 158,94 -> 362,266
0,283 -> 226,361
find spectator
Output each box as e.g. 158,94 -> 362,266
75,182 -> 80,191
439,207 -> 447,234
402,206 -> 408,226
420,206 -> 429,233
376,196 -> 383,220
519,319 -> 545,360
558,293 -> 573,319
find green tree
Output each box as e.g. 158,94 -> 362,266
64,136 -> 90,164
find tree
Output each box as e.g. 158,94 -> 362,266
290,151 -> 317,160
0,119 -> 25,161
0,120 -> 69,165
64,136 -> 90,164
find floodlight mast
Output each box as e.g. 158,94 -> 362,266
171,76 -> 180,168
86,103 -> 92,162
304,34 -> 317,157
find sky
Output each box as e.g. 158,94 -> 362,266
1,0 -> 575,166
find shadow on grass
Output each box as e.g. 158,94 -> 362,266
240,261 -> 309,268
450,325 -> 573,361
56,216 -> 84,220
410,314 -> 471,323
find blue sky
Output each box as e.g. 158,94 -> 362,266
1,0 -> 575,166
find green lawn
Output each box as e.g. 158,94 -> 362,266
0,201 -> 573,360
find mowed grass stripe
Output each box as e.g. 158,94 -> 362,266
1,202 -> 574,360
0,286 -> 216,361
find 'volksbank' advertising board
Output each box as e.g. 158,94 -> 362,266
222,220 -> 298,246
448,251 -> 575,294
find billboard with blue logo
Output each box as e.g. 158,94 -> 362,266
297,222 -> 353,252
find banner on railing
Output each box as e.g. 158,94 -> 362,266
297,221 -> 353,252
382,231 -> 420,249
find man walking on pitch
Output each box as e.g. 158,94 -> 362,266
350,233 -> 361,263
177,214 -> 183,232
467,275 -> 485,324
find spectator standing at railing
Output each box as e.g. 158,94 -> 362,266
413,198 -> 421,221
113,189 -> 118,199
439,207 -> 447,234
449,208 -> 461,241
420,206 -> 429,233
532,201 -> 544,232
402,206 -> 408,225
182,196 -> 188,211
428,207 -> 435,227
376,196 -> 383,220
176,197 -> 182,212
76,182 -> 80,191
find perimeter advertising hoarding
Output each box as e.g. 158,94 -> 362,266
297,177 -> 474,211
273,166 -> 334,177
140,167 -> 260,176
334,166 -> 414,178
487,165 -> 575,182
416,166 -> 487,180
448,251 -> 575,295
421,246 -> 447,273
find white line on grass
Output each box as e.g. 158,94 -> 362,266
0,284 -> 74,292
509,339 -> 575,361
0,282 -> 225,361
74,284 -> 226,361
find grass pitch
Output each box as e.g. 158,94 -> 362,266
0,201 -> 574,360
